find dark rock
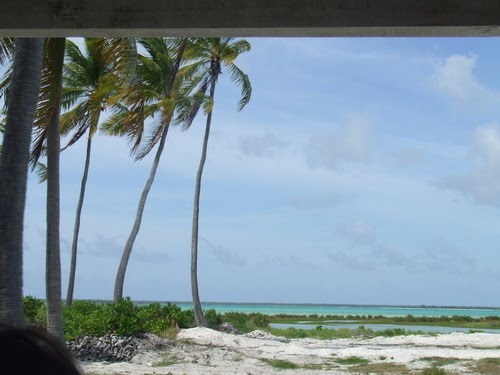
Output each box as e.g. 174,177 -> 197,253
67,334 -> 140,362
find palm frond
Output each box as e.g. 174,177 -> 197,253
35,161 -> 48,183
0,65 -> 13,112
176,76 -> 210,130
135,119 -> 166,160
31,38 -> 66,167
227,63 -> 252,111
0,38 -> 15,66
59,102 -> 90,149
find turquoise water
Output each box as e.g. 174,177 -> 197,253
165,302 -> 500,318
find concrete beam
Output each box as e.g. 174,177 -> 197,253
2,0 -> 500,37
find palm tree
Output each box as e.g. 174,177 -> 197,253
0,38 -> 43,326
0,119 -> 4,154
62,38 -> 136,305
31,38 -> 66,339
182,38 -> 252,326
104,38 -> 188,303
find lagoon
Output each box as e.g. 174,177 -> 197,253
166,302 -> 500,318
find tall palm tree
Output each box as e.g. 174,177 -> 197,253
31,38 -> 66,339
182,38 -> 251,326
0,38 -> 43,326
62,38 -> 136,305
103,38 -> 188,303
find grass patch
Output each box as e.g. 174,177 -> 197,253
262,359 -> 300,369
266,327 -> 356,340
336,356 -> 370,365
421,367 -> 449,375
350,363 -> 411,374
267,325 -> 433,340
420,357 -> 460,367
301,363 -> 330,370
152,356 -> 178,367
471,357 -> 500,375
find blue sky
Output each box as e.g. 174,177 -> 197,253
21,37 -> 500,306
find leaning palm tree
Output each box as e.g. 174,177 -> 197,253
0,38 -> 43,327
62,38 -> 137,305
31,38 -> 66,339
180,38 -> 251,326
104,38 -> 188,303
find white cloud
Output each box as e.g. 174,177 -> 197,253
438,123 -> 500,205
306,114 -> 374,170
473,125 -> 500,170
431,54 -> 499,107
432,55 -> 481,99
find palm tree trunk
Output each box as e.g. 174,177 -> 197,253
0,38 -> 43,326
191,80 -> 217,327
113,122 -> 171,303
113,39 -> 187,304
66,130 -> 95,306
45,38 -> 65,340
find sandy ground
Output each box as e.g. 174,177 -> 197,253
82,328 -> 500,374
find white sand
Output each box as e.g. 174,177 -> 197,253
82,328 -> 500,374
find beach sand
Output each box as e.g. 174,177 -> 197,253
82,328 -> 500,374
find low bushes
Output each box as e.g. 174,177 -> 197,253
22,297 -> 269,340
23,297 -> 195,341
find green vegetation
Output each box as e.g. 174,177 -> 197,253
421,357 -> 460,367
24,297 -> 194,340
267,326 -> 356,339
23,297 -> 271,340
222,312 -> 270,332
350,363 -> 411,374
262,359 -> 300,369
152,357 -> 178,367
472,357 -> 500,375
22,296 -> 500,345
266,325 -> 432,340
336,356 -> 370,365
421,367 -> 449,375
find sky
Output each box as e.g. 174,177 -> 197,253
20,37 -> 500,306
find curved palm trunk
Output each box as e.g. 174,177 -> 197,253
113,122 -> 171,303
45,38 -> 65,340
0,38 -> 43,326
66,130 -> 95,306
191,80 -> 217,327
113,39 -> 187,304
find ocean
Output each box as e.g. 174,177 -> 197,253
161,302 -> 500,318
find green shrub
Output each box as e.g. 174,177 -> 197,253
109,298 -> 142,336
23,296 -> 46,327
137,303 -> 194,335
25,298 -> 196,341
204,309 -> 223,329
63,300 -> 114,340
222,312 -> 270,332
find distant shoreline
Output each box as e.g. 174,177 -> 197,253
139,301 -> 500,310
76,299 -> 500,310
